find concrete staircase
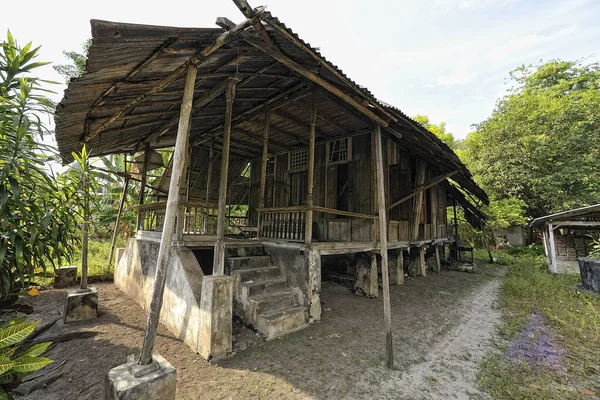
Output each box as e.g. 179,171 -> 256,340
226,246 -> 309,339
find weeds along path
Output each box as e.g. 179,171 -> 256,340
358,269 -> 505,400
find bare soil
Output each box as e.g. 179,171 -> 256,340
11,263 -> 503,400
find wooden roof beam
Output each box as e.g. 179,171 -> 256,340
142,78 -> 233,147
272,109 -> 332,140
82,9 -> 265,143
190,82 -> 311,144
261,14 -> 398,124
239,32 -> 389,127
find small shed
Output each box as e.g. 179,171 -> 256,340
530,204 -> 600,274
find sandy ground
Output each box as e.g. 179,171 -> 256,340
10,263 -> 504,400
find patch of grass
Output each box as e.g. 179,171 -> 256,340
479,258 -> 600,399
70,237 -> 128,277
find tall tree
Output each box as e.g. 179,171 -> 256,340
53,39 -> 91,81
463,60 -> 600,218
414,114 -> 457,150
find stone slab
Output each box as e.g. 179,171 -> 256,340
64,287 -> 98,323
54,266 -> 78,288
105,354 -> 176,400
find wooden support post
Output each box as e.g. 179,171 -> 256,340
135,143 -> 150,231
547,223 -> 558,274
542,228 -> 549,257
176,147 -> 192,242
419,246 -> 427,277
434,245 -> 441,271
411,160 -> 427,241
430,186 -> 437,239
258,111 -> 270,209
205,137 -> 215,203
138,64 -> 197,365
213,79 -> 238,275
305,90 -> 317,245
374,123 -> 394,370
108,161 -> 130,269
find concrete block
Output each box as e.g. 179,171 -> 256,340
198,276 -> 233,360
54,266 -> 78,288
63,287 -> 98,323
115,248 -> 126,267
105,354 -> 176,400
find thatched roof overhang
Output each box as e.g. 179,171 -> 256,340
54,10 -> 488,205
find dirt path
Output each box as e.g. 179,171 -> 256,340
361,278 -> 503,400
11,264 -> 504,400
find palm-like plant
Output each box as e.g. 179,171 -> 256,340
0,31 -> 78,299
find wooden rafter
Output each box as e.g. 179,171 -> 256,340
190,82 -> 310,144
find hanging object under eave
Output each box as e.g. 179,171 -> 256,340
133,148 -> 166,172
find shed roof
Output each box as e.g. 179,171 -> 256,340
530,204 -> 600,227
53,9 -> 488,205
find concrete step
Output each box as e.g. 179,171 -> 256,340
255,306 -> 309,339
226,255 -> 271,271
233,266 -> 280,283
242,278 -> 289,297
249,290 -> 299,316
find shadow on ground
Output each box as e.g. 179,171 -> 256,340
12,264 -> 501,399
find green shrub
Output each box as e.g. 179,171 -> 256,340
0,318 -> 52,397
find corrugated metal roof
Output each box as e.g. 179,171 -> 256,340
530,204 -> 600,227
54,11 -> 487,204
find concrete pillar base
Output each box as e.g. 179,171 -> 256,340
54,266 -> 78,288
63,287 -> 98,323
307,249 -> 322,320
105,354 -> 176,400
354,255 -> 378,298
198,276 -> 233,360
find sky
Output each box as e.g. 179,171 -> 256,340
2,0 -> 598,140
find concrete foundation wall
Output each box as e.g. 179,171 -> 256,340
115,238 -> 205,353
264,245 -> 309,306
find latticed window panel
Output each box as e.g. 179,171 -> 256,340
289,148 -> 308,171
328,138 -> 350,164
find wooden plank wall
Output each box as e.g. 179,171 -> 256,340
247,131 -> 448,243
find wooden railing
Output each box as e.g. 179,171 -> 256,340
258,206 -> 307,241
134,201 -> 219,236
180,201 -> 219,235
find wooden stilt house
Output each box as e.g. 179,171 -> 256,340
54,2 -> 488,358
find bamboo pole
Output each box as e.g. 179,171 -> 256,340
138,64 -> 197,365
374,123 -> 394,369
135,143 -> 150,231
108,157 -> 130,269
213,79 -> 238,275
305,90 -> 317,245
258,111 -> 270,209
